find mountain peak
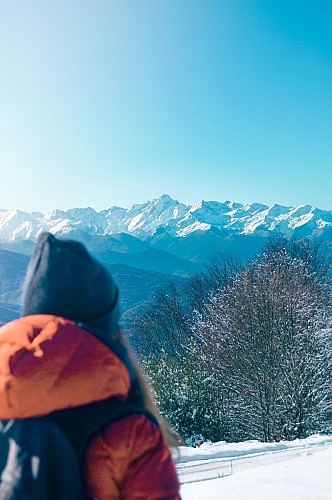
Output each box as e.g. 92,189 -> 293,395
0,196 -> 330,244
157,194 -> 178,203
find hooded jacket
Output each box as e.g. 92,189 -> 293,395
0,315 -> 180,499
0,233 -> 180,499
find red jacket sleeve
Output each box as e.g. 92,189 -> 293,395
83,413 -> 180,500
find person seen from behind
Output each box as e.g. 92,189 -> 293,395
0,232 -> 180,499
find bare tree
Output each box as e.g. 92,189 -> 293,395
198,239 -> 332,441
132,240 -> 331,442
132,280 -> 190,360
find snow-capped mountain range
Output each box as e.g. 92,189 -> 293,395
0,195 -> 331,326
0,194 -> 331,243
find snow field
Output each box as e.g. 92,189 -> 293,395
177,435 -> 332,500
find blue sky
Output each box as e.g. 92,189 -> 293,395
0,0 -> 331,212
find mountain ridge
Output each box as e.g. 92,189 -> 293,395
0,194 -> 331,244
0,195 -> 331,327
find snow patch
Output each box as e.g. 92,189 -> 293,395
177,222 -> 211,237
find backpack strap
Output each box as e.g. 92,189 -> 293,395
0,418 -> 87,499
50,397 -> 159,459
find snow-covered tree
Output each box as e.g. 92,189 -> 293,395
141,340 -> 227,442
197,239 -> 332,441
132,257 -> 239,441
132,239 -> 331,442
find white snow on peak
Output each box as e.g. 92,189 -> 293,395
177,222 -> 211,237
49,218 -> 73,234
188,200 -> 240,227
104,195 -> 189,235
0,209 -> 37,241
128,213 -> 144,232
0,195 -> 330,243
45,209 -> 67,221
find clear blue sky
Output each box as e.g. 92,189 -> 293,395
0,0 -> 331,212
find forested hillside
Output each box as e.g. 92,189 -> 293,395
133,238 -> 332,443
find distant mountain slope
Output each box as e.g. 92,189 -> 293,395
105,263 -> 186,330
0,250 -> 184,328
94,246 -> 200,274
144,226 -> 269,263
0,249 -> 30,324
0,195 -> 330,274
0,249 -> 29,294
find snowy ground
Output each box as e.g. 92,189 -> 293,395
176,435 -> 332,499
